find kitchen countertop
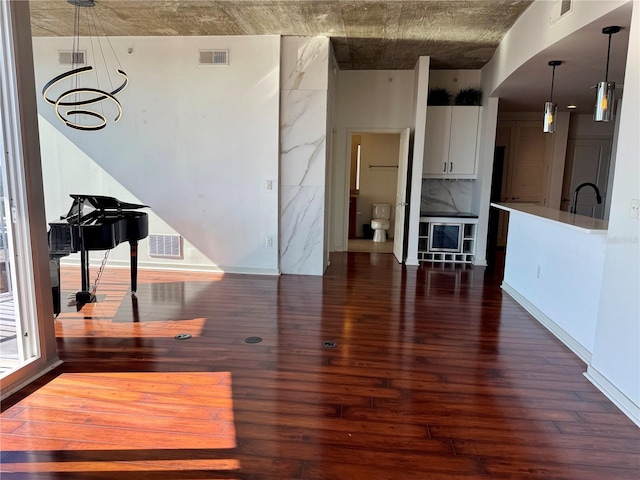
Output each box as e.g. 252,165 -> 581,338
419,211 -> 478,218
491,202 -> 608,234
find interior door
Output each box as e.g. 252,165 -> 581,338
561,137 -> 611,218
393,128 -> 411,263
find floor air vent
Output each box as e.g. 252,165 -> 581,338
199,49 -> 228,66
149,234 -> 183,258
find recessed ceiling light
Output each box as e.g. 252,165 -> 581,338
567,105 -> 577,109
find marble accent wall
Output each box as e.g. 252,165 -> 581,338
279,37 -> 330,275
421,179 -> 474,213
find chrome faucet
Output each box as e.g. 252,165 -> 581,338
571,182 -> 602,214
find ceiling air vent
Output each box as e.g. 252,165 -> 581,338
199,49 -> 229,66
58,50 -> 86,65
550,0 -> 572,24
149,234 -> 183,259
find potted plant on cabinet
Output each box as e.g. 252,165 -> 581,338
427,87 -> 451,106
454,87 -> 482,106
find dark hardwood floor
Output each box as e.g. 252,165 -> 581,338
1,252 -> 639,479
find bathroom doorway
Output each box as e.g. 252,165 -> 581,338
346,131 -> 402,254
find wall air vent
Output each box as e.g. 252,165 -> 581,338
199,49 -> 229,66
550,0 -> 572,24
149,234 -> 183,258
58,50 -> 86,65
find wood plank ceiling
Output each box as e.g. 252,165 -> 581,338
29,0 -> 534,70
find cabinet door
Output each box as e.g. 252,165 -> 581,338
508,121 -> 550,204
423,106 -> 451,175
448,106 -> 479,176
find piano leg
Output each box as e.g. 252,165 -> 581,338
49,257 -> 61,316
80,248 -> 90,293
130,240 -> 138,295
76,249 -> 95,305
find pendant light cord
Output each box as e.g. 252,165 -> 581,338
547,60 -> 561,103
605,33 -> 612,82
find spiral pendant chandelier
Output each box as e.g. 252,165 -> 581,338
42,0 -> 129,131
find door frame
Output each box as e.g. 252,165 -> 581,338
0,0 -> 60,400
343,128 -> 410,256
393,128 -> 411,263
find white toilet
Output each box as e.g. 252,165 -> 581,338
370,203 -> 391,242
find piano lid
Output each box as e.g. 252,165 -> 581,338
70,194 -> 148,211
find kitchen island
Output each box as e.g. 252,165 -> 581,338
491,203 -> 608,363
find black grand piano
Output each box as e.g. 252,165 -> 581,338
48,194 -> 149,315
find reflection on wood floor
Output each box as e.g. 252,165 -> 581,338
1,252 -> 639,479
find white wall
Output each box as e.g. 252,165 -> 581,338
279,36 -> 330,275
588,1 -> 640,425
33,35 -> 281,274
406,57 -> 430,266
470,93 -> 498,266
502,212 -> 607,361
331,70 -> 415,251
326,45 -> 340,267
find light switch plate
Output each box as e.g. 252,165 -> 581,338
631,199 -> 640,220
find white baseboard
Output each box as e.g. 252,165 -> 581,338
585,366 -> 640,427
405,256 -> 419,266
501,282 -> 640,427
60,258 -> 280,276
501,281 -> 592,364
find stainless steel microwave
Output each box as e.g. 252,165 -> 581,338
429,223 -> 463,253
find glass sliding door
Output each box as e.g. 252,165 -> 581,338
0,148 -> 20,374
0,0 -> 59,399
0,59 -> 38,379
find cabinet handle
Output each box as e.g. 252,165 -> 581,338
449,162 -> 453,172
443,162 -> 446,172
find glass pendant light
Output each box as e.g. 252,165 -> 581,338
594,26 -> 621,122
543,61 -> 561,134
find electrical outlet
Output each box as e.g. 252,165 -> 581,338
265,236 -> 273,247
265,180 -> 273,191
631,199 -> 640,220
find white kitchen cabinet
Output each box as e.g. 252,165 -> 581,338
423,105 -> 480,178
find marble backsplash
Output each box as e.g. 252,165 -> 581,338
421,179 -> 473,213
